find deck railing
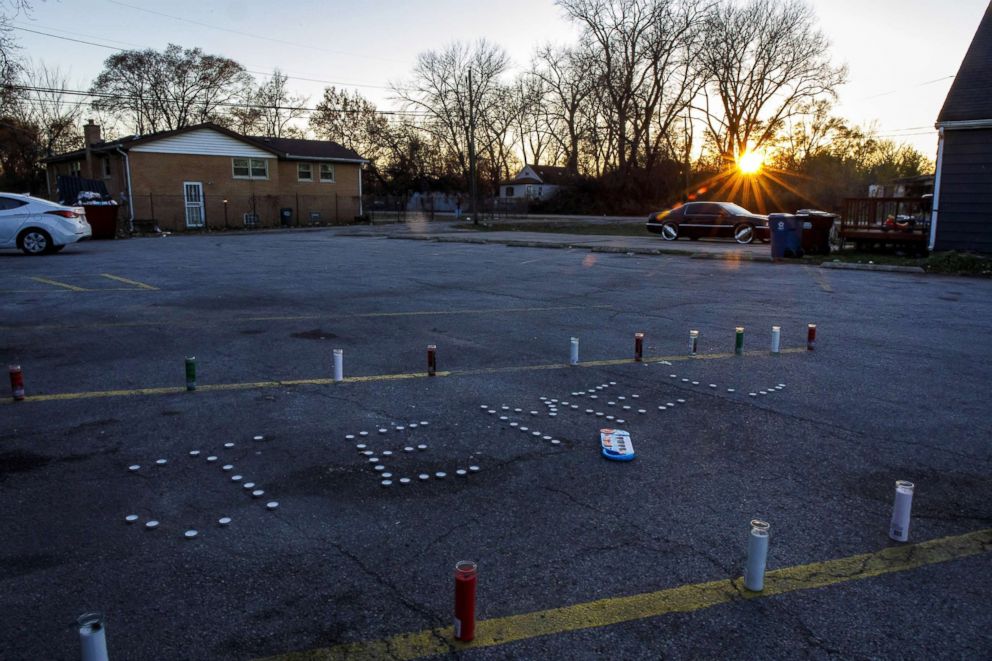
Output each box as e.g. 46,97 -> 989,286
841,197 -> 930,239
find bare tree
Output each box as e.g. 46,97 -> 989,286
22,62 -> 85,156
697,0 -> 847,164
395,40 -> 510,183
774,98 -> 846,169
557,0 -> 707,173
1,0 -> 32,114
0,60 -> 85,193
90,44 -> 250,133
250,69 -> 308,137
226,84 -> 264,136
477,82 -> 522,188
530,45 -> 595,172
310,85 -> 401,181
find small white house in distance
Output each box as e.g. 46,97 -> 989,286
498,165 -> 573,200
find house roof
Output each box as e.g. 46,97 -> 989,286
501,164 -> 576,186
44,123 -> 366,163
245,136 -> 363,162
529,165 -> 574,185
938,3 -> 992,124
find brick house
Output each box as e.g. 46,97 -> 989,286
45,121 -> 367,231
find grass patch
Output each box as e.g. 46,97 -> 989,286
803,251 -> 928,267
453,222 -> 648,237
809,250 -> 992,276
925,251 -> 992,276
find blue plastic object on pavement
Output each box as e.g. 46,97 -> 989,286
768,213 -> 804,259
600,428 -> 635,461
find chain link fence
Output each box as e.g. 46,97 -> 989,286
363,194 -> 531,224
132,193 -> 363,232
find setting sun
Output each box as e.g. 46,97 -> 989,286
737,149 -> 765,175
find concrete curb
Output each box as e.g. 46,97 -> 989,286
382,234 -> 931,275
388,234 -> 703,257
691,252 -> 774,263
820,261 -> 926,274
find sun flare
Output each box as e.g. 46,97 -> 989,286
736,149 -> 765,175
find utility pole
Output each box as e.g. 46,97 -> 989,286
468,68 -> 479,225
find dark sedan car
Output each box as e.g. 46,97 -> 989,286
645,201 -> 769,244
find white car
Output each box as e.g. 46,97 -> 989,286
0,193 -> 92,255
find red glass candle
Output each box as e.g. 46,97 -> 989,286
453,560 -> 477,641
9,365 -> 24,401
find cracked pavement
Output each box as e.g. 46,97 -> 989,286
1,231 -> 991,659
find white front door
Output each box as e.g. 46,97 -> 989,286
183,182 -> 205,228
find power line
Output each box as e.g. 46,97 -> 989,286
875,125 -> 933,133
106,0 -> 408,65
13,25 -> 121,51
9,84 -> 427,116
12,21 -> 149,51
874,131 -> 937,139
856,75 -> 955,101
11,25 -> 411,92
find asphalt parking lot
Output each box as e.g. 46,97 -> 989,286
2,231 -> 991,660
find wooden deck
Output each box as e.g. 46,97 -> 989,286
840,197 -> 930,251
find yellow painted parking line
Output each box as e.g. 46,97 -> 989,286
1,349 -> 802,405
259,528 -> 992,661
29,276 -> 88,292
1,372 -> 452,403
100,273 -> 159,290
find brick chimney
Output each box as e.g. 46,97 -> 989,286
83,119 -> 102,146
81,120 -> 102,179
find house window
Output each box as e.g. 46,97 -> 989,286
102,157 -> 112,178
319,163 -> 335,182
232,158 -> 269,180
505,186 -> 515,197
298,163 -> 313,182
69,161 -> 81,177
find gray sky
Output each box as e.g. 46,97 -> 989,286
10,0 -> 990,157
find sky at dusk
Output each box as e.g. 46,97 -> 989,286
8,0 -> 990,158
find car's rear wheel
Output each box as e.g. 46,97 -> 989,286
733,223 -> 755,244
18,229 -> 53,255
661,222 -> 678,241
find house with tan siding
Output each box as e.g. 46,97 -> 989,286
45,121 -> 366,232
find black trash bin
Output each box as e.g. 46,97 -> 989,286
768,213 -> 804,259
797,209 -> 838,255
280,207 -> 293,227
82,204 -> 119,239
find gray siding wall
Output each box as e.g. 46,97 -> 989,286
935,128 -> 992,253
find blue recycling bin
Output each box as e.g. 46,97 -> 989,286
768,213 -> 804,259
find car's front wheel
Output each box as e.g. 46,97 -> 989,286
661,222 -> 679,241
733,223 -> 755,244
18,229 -> 53,255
